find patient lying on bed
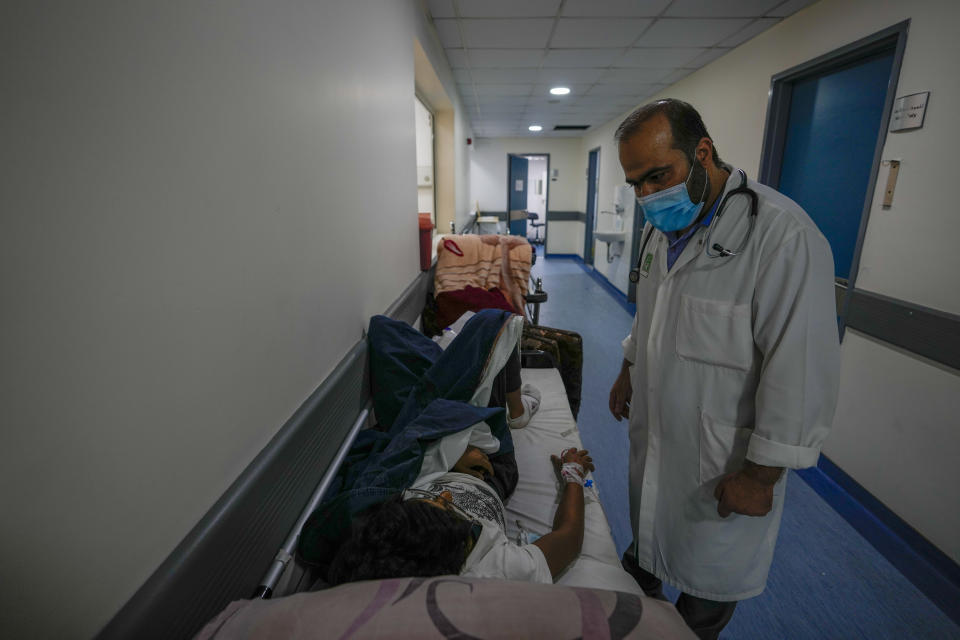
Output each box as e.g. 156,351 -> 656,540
297,309 -> 552,585
327,444 -> 595,586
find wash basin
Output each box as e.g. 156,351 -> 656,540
594,230 -> 627,243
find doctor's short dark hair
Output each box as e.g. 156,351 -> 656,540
326,493 -> 474,586
615,98 -> 722,167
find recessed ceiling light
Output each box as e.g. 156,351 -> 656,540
550,87 -> 571,96
528,124 -> 543,132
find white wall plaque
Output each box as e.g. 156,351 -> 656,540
889,92 -> 929,132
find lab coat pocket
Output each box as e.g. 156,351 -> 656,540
699,411 -> 752,485
676,295 -> 753,371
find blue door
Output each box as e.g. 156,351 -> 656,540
508,155 -> 528,236
777,50 -> 895,283
585,148 -> 599,265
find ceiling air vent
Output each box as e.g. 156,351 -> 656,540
553,125 -> 590,131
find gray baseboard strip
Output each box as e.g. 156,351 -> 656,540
546,210 -> 585,222
385,266 -> 434,327
845,288 -> 960,371
479,210 -> 586,223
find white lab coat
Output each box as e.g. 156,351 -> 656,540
622,168 -> 840,601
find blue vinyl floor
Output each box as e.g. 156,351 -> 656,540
530,250 -> 959,640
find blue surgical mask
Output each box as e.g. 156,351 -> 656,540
637,161 -> 708,233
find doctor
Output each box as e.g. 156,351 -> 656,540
608,99 -> 840,639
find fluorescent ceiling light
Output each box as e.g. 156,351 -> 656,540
528,125 -> 543,132
549,87 -> 571,95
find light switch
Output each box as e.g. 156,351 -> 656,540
882,160 -> 900,208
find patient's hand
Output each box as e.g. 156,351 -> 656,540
550,448 -> 595,483
453,446 -> 494,480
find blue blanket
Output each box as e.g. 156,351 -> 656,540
297,309 -> 516,568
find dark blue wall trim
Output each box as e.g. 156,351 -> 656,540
796,456 -> 960,626
543,254 -> 637,317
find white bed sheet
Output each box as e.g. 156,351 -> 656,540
506,367 -> 643,596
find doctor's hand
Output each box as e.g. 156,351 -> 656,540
608,366 -> 633,421
714,470 -> 775,518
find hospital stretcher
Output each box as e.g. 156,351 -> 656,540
258,344 -> 636,599
505,365 -> 641,593
193,362 -> 701,639
193,339 -> 696,639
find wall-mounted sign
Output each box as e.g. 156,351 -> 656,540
890,91 -> 929,132
515,179 -> 524,191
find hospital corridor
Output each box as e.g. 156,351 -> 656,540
2,1 -> 959,639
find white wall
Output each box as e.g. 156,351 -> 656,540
592,185 -> 636,294
0,1 -> 471,637
580,0 -> 960,562
469,137 -> 585,253
525,156 -> 548,220
469,136 -> 585,212
545,221 -> 583,256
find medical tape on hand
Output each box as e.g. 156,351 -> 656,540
561,462 -> 585,486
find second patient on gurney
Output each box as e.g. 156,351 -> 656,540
297,309 -> 593,587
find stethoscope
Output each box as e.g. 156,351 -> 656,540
629,169 -> 759,283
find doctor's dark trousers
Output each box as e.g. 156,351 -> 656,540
622,546 -> 737,640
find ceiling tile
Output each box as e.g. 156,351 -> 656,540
561,0 -> 671,17
617,47 -> 705,67
664,0 -> 783,18
600,67 -> 673,83
426,0 -> 455,18
469,68 -> 541,83
574,94 -> 639,106
660,68 -> 694,84
537,67 -> 607,84
525,110 -> 582,121
718,17 -> 780,47
765,0 -> 818,17
685,47 -> 731,67
433,19 -> 462,47
468,49 -> 545,67
550,18 -> 652,48
440,0 -> 800,137
457,0 -> 561,17
476,95 -> 530,105
471,83 -> 534,96
586,82 -> 663,96
461,19 -> 554,48
531,82 -> 594,96
445,48 -> 469,68
525,101 -> 583,113
541,49 -> 623,68
477,109 -> 527,116
634,18 -> 752,47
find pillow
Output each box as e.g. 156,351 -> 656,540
195,576 -> 695,639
